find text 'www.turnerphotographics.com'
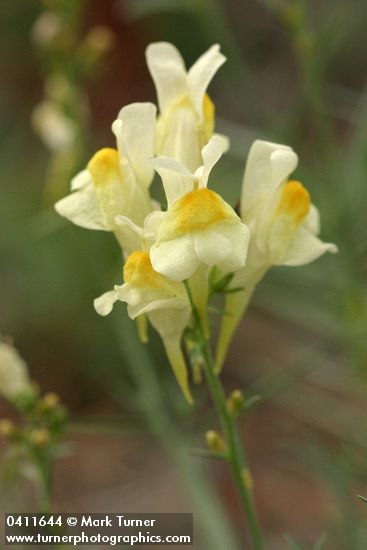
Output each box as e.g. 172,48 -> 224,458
5,513 -> 193,546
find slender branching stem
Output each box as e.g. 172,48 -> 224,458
185,283 -> 265,550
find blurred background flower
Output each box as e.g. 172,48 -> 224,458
0,1 -> 366,548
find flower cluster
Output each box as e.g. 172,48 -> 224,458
31,2 -> 114,205
0,337 -> 67,509
55,42 -> 337,403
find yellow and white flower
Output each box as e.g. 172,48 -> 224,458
0,338 -> 32,402
240,140 -> 337,266
55,102 -> 157,253
94,244 -> 192,404
146,42 -> 226,171
150,135 -> 250,282
215,140 -> 338,370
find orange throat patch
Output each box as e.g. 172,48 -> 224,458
276,180 -> 310,225
159,188 -> 236,240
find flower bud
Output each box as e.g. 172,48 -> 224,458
41,392 -> 60,411
205,430 -> 225,454
241,468 -> 253,490
185,339 -> 203,384
227,389 -> 245,416
84,26 -> 114,56
79,26 -> 114,74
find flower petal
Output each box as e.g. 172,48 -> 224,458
198,134 -> 229,188
150,235 -> 198,281
141,210 -> 165,249
71,169 -> 91,191
116,284 -> 142,307
193,228 -> 232,266
215,221 -> 250,272
150,156 -> 193,206
282,227 -> 338,266
241,140 -> 298,221
156,102 -> 202,171
129,297 -> 188,318
114,215 -> 143,254
55,183 -> 108,231
187,44 -> 226,121
146,42 -> 187,113
112,102 -> 157,187
303,204 -> 321,235
94,289 -> 120,316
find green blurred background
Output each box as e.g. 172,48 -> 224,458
1,1 -> 367,548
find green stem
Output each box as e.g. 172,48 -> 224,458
37,456 -> 52,515
185,283 -> 264,550
202,338 -> 264,550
